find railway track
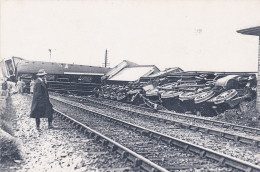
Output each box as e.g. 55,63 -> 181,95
51,95 -> 260,171
98,97 -> 260,133
82,96 -> 260,136
52,95 -> 260,147
51,96 -> 260,165
51,93 -> 260,137
53,109 -> 168,172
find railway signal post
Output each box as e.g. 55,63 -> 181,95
48,49 -> 52,61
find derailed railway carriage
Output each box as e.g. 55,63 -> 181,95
0,56 -> 110,94
99,69 -> 257,116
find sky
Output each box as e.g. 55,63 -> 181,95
1,0 -> 260,72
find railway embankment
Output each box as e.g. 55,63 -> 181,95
0,91 -> 23,171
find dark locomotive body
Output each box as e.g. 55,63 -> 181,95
0,56 -> 110,95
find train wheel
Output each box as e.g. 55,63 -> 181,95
194,90 -> 215,104
212,89 -> 238,104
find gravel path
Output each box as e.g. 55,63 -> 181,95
3,94 -> 132,172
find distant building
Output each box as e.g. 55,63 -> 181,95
237,26 -> 260,110
103,60 -> 160,84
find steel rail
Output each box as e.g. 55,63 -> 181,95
163,110 -> 260,134
59,96 -> 260,147
53,108 -> 169,172
87,96 -> 260,135
52,97 -> 260,172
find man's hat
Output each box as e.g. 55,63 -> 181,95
37,69 -> 47,76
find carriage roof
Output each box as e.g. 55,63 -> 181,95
17,60 -> 111,76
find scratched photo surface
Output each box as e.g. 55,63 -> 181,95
1,0 -> 260,171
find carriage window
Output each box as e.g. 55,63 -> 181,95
79,76 -> 93,82
5,59 -> 15,76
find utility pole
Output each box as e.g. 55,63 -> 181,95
104,49 -> 108,68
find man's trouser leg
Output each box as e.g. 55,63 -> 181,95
36,118 -> 40,129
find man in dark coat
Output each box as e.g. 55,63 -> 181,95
30,69 -> 54,130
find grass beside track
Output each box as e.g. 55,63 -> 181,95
0,92 -> 22,168
213,100 -> 260,128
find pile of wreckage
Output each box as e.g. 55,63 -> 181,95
95,60 -> 257,116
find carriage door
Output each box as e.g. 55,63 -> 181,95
5,59 -> 15,77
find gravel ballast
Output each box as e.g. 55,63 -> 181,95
51,96 -> 260,167
1,94 -> 133,172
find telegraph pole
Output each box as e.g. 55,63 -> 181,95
104,49 -> 108,68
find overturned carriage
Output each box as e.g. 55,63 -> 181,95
146,72 -> 256,116
99,65 -> 257,116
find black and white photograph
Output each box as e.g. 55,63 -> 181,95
1,0 -> 260,171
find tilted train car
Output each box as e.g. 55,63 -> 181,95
0,56 -> 110,95
98,71 -> 257,116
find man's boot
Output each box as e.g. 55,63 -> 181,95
36,118 -> 40,130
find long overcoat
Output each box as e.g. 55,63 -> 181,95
30,78 -> 53,118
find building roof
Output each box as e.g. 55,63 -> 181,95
123,60 -> 139,67
104,60 -> 139,80
237,26 -> 260,36
146,67 -> 183,78
108,66 -> 157,82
